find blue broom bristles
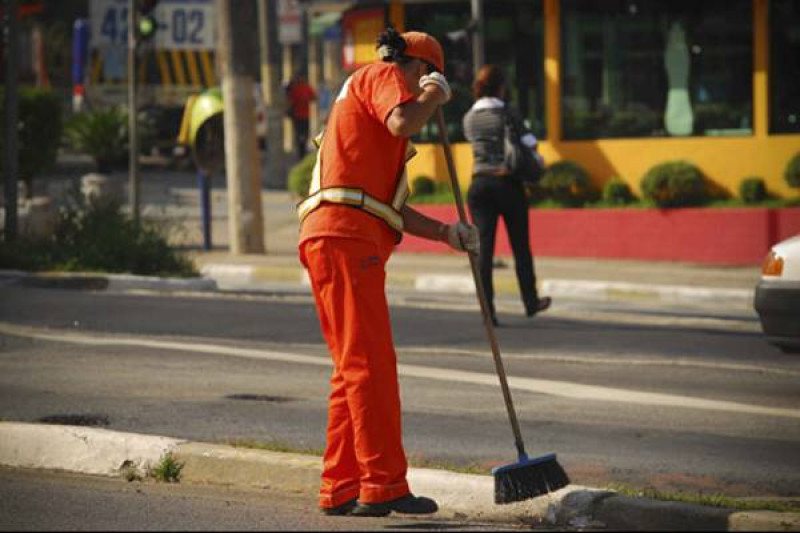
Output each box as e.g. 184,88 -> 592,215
492,453 -> 570,504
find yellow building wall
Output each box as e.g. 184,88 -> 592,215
408,136 -> 800,199
407,0 -> 800,200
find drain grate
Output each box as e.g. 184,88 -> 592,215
37,414 -> 110,427
225,394 -> 293,403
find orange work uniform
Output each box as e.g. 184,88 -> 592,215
298,61 -> 416,508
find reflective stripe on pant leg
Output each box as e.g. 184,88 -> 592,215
304,237 -> 410,505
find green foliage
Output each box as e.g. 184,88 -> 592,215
539,160 -> 594,207
287,152 -> 317,197
149,453 -> 184,483
63,108 -> 129,173
407,175 -> 456,204
0,88 -> 63,182
602,177 -> 635,206
411,176 -> 436,197
0,189 -> 196,277
640,161 -> 708,207
785,152 -> 800,189
739,177 -> 767,204
606,484 -> 799,513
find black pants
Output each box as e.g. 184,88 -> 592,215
293,118 -> 310,159
467,175 -> 539,317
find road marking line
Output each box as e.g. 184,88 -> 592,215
2,323 -> 798,420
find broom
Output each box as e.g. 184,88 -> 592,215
434,108 -> 569,504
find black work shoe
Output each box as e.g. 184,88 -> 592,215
350,494 -> 438,517
526,296 -> 552,317
320,498 -> 357,516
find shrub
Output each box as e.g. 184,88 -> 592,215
0,88 -> 63,195
63,108 -> 129,173
411,176 -> 436,197
602,177 -> 635,205
538,161 -> 593,207
739,177 -> 767,204
0,189 -> 196,277
785,152 -> 800,190
287,152 -> 317,198
640,161 -> 708,207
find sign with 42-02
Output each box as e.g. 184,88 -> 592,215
90,0 -> 216,50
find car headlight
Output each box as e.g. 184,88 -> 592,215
762,250 -> 784,277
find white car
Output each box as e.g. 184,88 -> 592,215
754,234 -> 800,353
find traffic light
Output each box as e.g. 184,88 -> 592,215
135,0 -> 159,42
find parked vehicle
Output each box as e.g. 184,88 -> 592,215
754,234 -> 800,353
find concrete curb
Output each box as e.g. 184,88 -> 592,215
0,269 -> 217,292
199,262 -> 754,308
0,423 -> 797,530
3,264 -> 753,309
0,422 -> 184,477
414,273 -> 754,307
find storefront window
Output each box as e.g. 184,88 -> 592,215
404,0 -> 545,142
561,0 -> 753,140
770,0 -> 800,134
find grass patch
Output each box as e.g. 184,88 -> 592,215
224,439 -> 490,476
225,438 -> 325,457
120,463 -> 143,483
606,484 -> 799,513
148,453 -> 184,483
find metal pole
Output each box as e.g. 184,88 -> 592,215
217,0 -> 265,254
4,0 -> 19,241
471,0 -> 485,74
128,0 -> 140,222
257,0 -> 286,191
198,170 -> 212,250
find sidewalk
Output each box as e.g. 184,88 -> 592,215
1,422 -> 797,531
9,169 -> 761,309
177,188 -> 759,311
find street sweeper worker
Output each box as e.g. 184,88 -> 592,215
297,27 -> 479,517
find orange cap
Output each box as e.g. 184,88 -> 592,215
401,31 -> 444,73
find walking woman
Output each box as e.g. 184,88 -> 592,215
463,64 -> 551,326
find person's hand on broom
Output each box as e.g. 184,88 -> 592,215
443,222 -> 479,254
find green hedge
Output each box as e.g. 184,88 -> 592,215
739,177 -> 767,204
640,161 -> 708,207
785,152 -> 800,189
602,178 -> 635,205
411,176 -> 436,197
539,161 -> 594,207
0,88 -> 63,185
287,152 -> 317,198
0,190 -> 195,276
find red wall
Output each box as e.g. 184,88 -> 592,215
398,207 -> 800,265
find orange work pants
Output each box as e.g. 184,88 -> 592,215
300,236 -> 410,508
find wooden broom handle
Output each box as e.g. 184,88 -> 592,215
435,108 -> 528,459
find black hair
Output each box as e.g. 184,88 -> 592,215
376,27 -> 412,65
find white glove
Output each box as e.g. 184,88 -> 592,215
446,222 -> 479,254
420,72 -> 452,103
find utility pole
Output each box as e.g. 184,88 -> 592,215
471,0 -> 485,74
217,0 -> 265,254
128,0 -> 140,222
257,0 -> 286,191
4,0 -> 19,241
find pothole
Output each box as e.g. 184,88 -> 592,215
225,394 -> 293,403
37,414 -> 110,427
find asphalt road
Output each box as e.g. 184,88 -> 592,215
0,285 -> 798,498
0,467 -> 512,531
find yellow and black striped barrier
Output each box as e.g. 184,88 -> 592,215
89,48 -> 216,87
